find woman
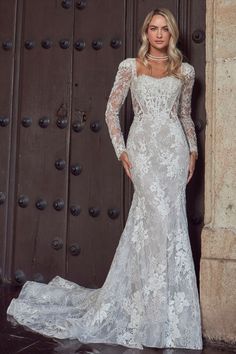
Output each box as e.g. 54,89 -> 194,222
7,8 -> 203,351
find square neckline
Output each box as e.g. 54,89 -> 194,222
133,58 -> 182,81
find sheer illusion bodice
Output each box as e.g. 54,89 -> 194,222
105,58 -> 198,161
7,58 -> 203,351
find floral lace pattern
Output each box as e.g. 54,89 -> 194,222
105,58 -> 198,160
7,58 -> 203,350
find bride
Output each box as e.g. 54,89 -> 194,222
7,8 -> 203,351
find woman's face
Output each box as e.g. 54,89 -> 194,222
146,14 -> 171,51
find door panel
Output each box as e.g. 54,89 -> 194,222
0,0 -> 17,281
184,0 -> 206,282
67,0 -> 127,287
12,0 -> 74,283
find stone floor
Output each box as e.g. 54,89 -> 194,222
0,284 -> 235,354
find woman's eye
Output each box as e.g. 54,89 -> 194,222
163,27 -> 169,32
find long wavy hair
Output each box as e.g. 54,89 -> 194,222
137,8 -> 184,79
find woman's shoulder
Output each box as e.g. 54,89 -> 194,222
118,57 -> 135,69
181,61 -> 195,78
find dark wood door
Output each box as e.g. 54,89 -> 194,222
67,1 -> 127,287
0,0 -> 17,282
0,0 -> 205,287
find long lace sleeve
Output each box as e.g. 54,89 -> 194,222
178,64 -> 198,159
105,59 -> 132,160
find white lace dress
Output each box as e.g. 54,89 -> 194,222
7,58 -> 203,350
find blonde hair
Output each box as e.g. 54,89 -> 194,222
138,8 -> 184,79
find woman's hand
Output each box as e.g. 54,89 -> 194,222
187,152 -> 197,184
120,151 -> 133,181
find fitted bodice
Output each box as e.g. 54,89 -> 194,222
105,57 -> 198,160
131,73 -> 182,120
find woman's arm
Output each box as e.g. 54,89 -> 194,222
105,59 -> 132,160
178,63 -> 198,160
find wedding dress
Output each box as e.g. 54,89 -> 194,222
7,58 -> 203,350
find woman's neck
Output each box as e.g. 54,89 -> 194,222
149,47 -> 168,57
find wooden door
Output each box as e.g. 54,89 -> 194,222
0,0 -> 205,287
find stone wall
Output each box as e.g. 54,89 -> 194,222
200,0 -> 236,346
